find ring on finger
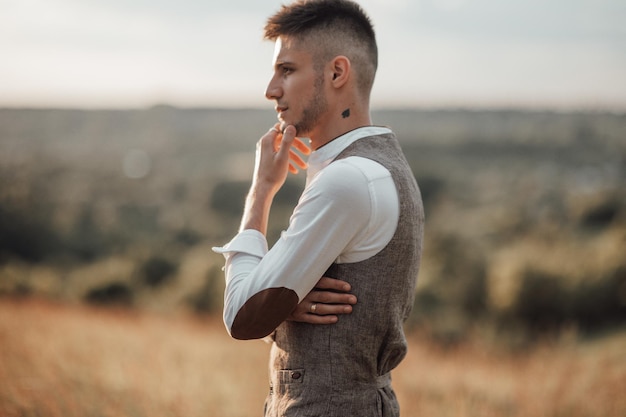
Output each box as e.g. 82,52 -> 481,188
310,303 -> 317,313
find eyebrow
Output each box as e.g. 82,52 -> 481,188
274,60 -> 296,70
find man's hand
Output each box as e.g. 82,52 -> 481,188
272,125 -> 310,175
254,124 -> 309,194
240,124 -> 309,234
288,277 -> 357,324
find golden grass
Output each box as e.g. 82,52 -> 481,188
1,298 -> 624,417
0,298 -> 270,417
395,333 -> 626,417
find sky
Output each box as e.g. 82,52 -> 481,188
1,0 -> 625,110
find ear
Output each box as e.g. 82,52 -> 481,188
329,56 -> 350,88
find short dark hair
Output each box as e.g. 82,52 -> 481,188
264,0 -> 378,96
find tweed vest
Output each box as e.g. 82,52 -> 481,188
264,133 -> 424,417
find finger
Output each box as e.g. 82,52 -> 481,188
314,277 -> 352,293
271,124 -> 290,152
272,130 -> 282,152
275,126 -> 299,173
289,149 -> 307,170
292,137 -> 311,155
263,127 -> 280,152
311,290 -> 357,305
277,125 -> 296,155
311,303 -> 353,316
299,314 -> 339,324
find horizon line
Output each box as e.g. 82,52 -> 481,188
1,102 -> 625,114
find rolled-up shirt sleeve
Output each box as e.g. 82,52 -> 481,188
213,229 -> 269,335
213,229 -> 268,278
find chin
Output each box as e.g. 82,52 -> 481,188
295,126 -> 313,139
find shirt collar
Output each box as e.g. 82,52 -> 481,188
306,126 -> 392,180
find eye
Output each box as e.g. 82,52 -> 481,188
282,66 -> 293,76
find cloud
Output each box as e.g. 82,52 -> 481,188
0,0 -> 280,107
375,35 -> 626,108
1,0 -> 625,109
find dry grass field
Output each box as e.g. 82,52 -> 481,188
1,298 -> 624,417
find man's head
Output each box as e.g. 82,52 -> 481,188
264,0 -> 378,97
263,0 -> 378,140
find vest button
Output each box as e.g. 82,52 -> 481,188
291,371 -> 302,380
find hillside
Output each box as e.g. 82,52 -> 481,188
0,107 -> 625,343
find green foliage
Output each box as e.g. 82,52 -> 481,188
1,108 -> 625,346
413,175 -> 445,210
116,204 -> 160,236
188,265 -> 226,314
66,205 -> 109,262
139,256 -> 178,287
0,204 -> 60,263
85,282 -> 134,306
173,229 -> 202,246
210,181 -> 249,216
507,265 -> 626,332
210,178 -> 303,217
408,232 -> 488,344
578,199 -> 623,230
507,269 -> 570,331
569,266 -> 626,328
273,180 -> 304,206
0,164 -> 61,263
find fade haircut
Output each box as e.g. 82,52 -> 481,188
264,0 -> 378,97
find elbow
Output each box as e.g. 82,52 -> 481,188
230,322 -> 275,340
227,287 -> 299,340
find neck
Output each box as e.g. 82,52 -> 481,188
308,104 -> 372,150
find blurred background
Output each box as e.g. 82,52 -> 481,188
1,0 -> 625,416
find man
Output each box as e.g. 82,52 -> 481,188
213,1 -> 424,415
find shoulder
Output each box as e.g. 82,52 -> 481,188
301,156 -> 396,225
313,156 -> 391,195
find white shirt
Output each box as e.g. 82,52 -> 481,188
213,126 -> 399,333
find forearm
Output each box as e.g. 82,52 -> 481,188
239,181 -> 276,235
239,124 -> 301,234
215,124 -> 311,338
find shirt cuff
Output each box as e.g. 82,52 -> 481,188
212,229 -> 269,259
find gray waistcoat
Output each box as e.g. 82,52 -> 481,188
265,133 -> 424,417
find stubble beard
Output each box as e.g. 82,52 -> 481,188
292,72 -> 327,138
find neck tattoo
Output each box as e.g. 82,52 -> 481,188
341,108 -> 350,119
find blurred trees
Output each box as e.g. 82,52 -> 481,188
0,108 -> 624,345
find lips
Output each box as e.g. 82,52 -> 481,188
275,106 -> 288,122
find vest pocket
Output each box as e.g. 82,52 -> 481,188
274,368 -> 305,396
276,368 -> 305,383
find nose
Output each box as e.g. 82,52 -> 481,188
265,74 -> 282,101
